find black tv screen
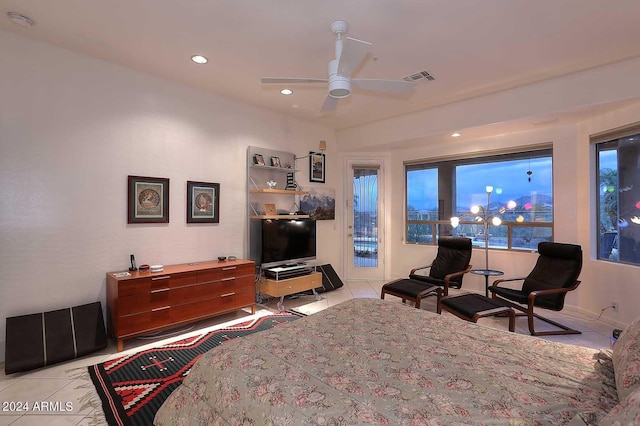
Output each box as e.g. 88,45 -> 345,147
260,219 -> 316,268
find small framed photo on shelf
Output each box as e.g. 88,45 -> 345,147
264,203 -> 277,216
270,156 -> 281,168
186,181 -> 220,223
128,175 -> 170,223
309,151 -> 326,183
253,153 -> 265,166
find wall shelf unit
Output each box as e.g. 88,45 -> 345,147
250,214 -> 309,219
247,146 -> 306,218
250,188 -> 308,195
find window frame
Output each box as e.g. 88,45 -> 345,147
405,146 -> 554,250
592,121 -> 640,266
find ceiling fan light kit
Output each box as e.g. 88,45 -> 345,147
261,20 -> 414,111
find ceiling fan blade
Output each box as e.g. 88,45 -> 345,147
337,37 -> 372,76
352,79 -> 415,94
261,77 -> 327,84
320,95 -> 339,112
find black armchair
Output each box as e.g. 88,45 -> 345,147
381,237 -> 472,309
488,241 -> 583,336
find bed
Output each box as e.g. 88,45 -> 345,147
154,298 -> 640,425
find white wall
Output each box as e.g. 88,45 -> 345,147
0,31 -> 338,362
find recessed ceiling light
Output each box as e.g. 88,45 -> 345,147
191,55 -> 208,64
7,12 -> 34,28
451,132 -> 461,137
280,89 -> 293,95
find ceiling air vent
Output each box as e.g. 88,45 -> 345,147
403,70 -> 435,82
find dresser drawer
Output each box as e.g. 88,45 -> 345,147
197,263 -> 254,283
118,288 -> 171,316
171,292 -> 255,322
117,306 -> 172,337
118,272 -> 197,296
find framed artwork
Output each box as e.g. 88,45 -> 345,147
270,156 -> 281,168
309,151 -> 326,183
300,187 -> 336,220
128,175 -> 169,224
187,181 -> 220,223
253,153 -> 265,166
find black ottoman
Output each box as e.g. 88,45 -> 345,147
380,278 -> 439,309
438,293 -> 515,332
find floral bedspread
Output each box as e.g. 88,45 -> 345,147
154,298 -> 618,425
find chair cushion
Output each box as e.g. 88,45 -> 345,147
408,274 -> 445,287
521,242 -> 582,310
488,286 -> 529,304
612,315 -> 640,401
382,278 -> 438,298
429,237 -> 472,287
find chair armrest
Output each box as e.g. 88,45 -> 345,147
527,280 -> 581,305
491,277 -> 526,287
439,264 -> 472,297
443,264 -> 472,284
410,262 -> 434,275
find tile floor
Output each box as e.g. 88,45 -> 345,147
0,280 -> 617,425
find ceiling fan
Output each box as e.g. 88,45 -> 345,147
261,20 -> 415,112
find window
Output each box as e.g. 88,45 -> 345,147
405,148 -> 553,251
593,123 -> 640,265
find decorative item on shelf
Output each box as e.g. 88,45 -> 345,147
283,161 -> 292,169
138,264 -> 150,272
270,156 -> 281,168
285,173 -> 298,190
264,203 -> 277,216
450,185 -> 516,269
266,180 -> 278,189
289,202 -> 305,215
253,153 -> 265,166
294,141 -> 327,184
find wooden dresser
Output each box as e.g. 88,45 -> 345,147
107,259 -> 255,351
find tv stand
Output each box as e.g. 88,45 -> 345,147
259,266 -> 322,311
264,263 -> 314,280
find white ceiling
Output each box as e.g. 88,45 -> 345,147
2,0 -> 640,132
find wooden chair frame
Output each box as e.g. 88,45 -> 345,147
490,277 -> 582,336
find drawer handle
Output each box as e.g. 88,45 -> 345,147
152,276 -> 171,281
222,267 -> 236,271
221,277 -> 235,282
151,288 -> 170,293
152,306 -> 171,312
221,292 -> 235,297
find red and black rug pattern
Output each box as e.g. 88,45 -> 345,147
88,311 -> 304,426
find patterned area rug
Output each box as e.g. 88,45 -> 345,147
88,311 -> 304,426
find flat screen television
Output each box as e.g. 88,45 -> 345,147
250,218 -> 317,269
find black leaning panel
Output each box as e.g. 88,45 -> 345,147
73,302 -> 108,357
5,313 -> 45,375
5,301 -> 107,375
44,308 -> 75,366
317,264 -> 344,292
